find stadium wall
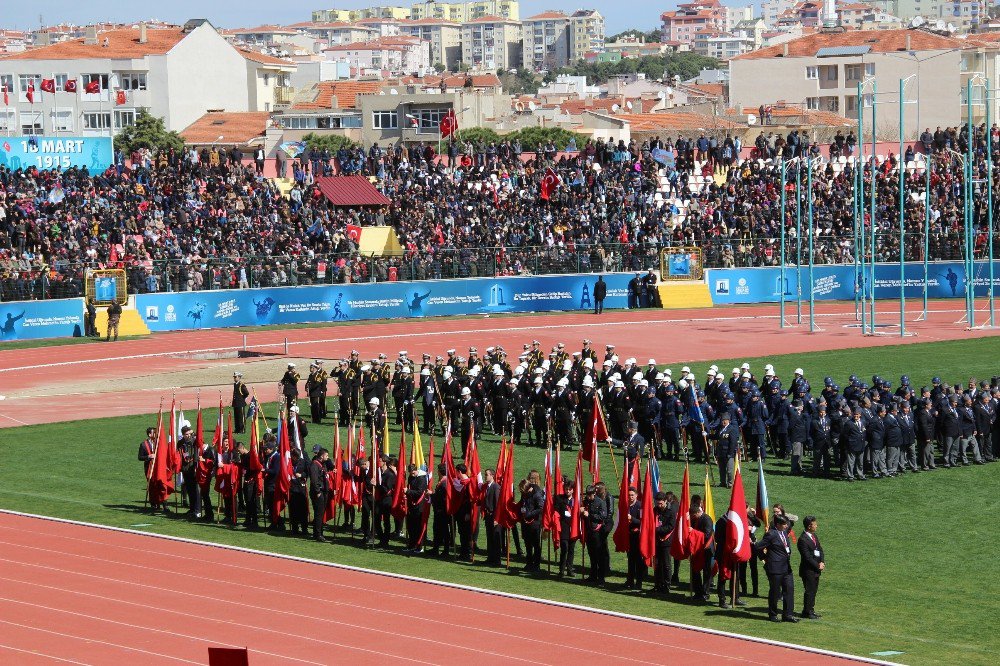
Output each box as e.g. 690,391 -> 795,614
133,273 -> 635,332
707,260 -> 1000,305
0,298 -> 85,341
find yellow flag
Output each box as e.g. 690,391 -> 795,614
704,468 -> 715,523
410,424 -> 426,469
383,414 -> 390,456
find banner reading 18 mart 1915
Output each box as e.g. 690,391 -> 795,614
0,136 -> 113,173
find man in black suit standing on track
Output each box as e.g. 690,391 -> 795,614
797,515 -> 825,619
755,515 -> 798,622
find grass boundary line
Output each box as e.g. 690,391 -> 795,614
0,508 -> 891,665
0,306 -> 972,374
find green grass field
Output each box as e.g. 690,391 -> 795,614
2,337 -> 998,664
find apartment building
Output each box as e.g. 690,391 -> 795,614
521,11 -> 571,70
569,10 -> 605,64
460,15 -> 522,71
399,19 -> 462,70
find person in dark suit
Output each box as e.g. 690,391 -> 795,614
555,480 -> 576,578
624,487 -> 646,590
593,275 -> 607,314
754,515 -> 798,622
711,412 -> 739,487
309,448 -> 330,542
810,403 -> 833,477
584,485 -> 609,584
404,463 -> 429,552
842,409 -> 866,480
690,496 -> 715,601
232,372 -> 250,433
797,515 -> 825,619
482,469 -> 501,565
652,491 -> 676,593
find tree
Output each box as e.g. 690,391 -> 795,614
506,127 -> 586,151
454,127 -> 501,146
114,109 -> 184,155
499,68 -> 541,95
606,28 -> 662,43
300,133 -> 357,152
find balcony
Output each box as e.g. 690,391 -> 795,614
273,86 -> 294,105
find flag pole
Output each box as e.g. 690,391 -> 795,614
143,396 -> 165,510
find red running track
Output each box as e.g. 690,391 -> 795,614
0,511 -> 878,666
0,301 -> 997,427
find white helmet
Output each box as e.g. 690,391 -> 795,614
742,371 -> 751,379
648,359 -> 656,365
639,379 -> 649,387
541,360 -> 550,370
509,378 -> 519,386
707,369 -> 717,377
626,357 -> 636,366
655,372 -> 665,381
709,364 -> 719,373
420,368 -> 431,376
611,354 -> 619,363
443,368 -> 453,377
681,366 -> 691,374
469,367 -> 480,377
678,379 -> 689,390
603,360 -> 613,367
514,366 -> 525,377
401,366 -> 411,374
563,360 -> 572,371
685,373 -> 695,381
461,387 -> 471,396
582,376 -> 594,388
493,367 -> 504,376
583,359 -> 594,369
557,378 -> 569,387
614,380 -> 625,388
741,362 -> 750,371
287,362 -> 296,369
764,363 -> 775,372
664,369 -> 672,376
732,367 -> 740,375
534,368 -> 545,375
611,373 -> 621,381
534,377 -> 544,385
361,364 -> 372,372
290,404 -> 299,413
369,398 -> 379,406
795,368 -> 804,376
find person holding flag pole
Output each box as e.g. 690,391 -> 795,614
718,459 -> 753,609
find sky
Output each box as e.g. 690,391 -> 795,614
6,1 -> 671,36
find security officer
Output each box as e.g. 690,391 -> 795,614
583,485 -> 609,585
316,360 -> 330,420
288,447 -> 309,535
711,412 -> 739,488
392,365 -> 415,432
653,491 -> 676,593
280,363 -> 300,409
810,403 -> 833,478
232,372 -> 250,433
551,377 -> 576,450
414,367 -> 440,435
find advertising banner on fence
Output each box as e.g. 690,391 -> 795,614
135,273 -> 634,332
0,136 -> 113,173
0,298 -> 84,341
707,261 -> 1000,305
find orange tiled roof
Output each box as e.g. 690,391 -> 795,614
733,28 -> 964,60
397,73 -> 502,88
180,111 -> 271,145
559,98 -> 659,115
292,80 -> 384,110
239,49 -> 296,66
233,25 -> 298,35
399,18 -> 461,26
524,11 -> 569,21
685,83 -> 725,98
2,27 -> 186,60
467,15 -> 518,24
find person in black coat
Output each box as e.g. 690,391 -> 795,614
868,404 -> 887,478
481,469 -> 501,565
797,515 -> 825,619
593,275 -> 607,314
915,398 -> 937,470
711,412 -> 739,487
520,481 -> 544,572
555,480 -> 576,577
754,515 -> 798,622
810,403 -> 833,478
787,400 -> 808,475
583,485 -> 609,584
404,464 -> 429,552
974,393 -> 995,463
898,401 -> 919,472
309,448 -> 330,542
652,491 -> 676,593
940,395 -> 961,467
375,456 -> 397,547
624,487 -> 646,590
288,448 -> 309,535
883,403 -> 903,477
429,463 -> 451,557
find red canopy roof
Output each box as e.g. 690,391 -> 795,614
315,176 -> 391,207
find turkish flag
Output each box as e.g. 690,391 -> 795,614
84,80 -> 101,94
669,464 -> 692,560
40,79 -> 55,94
540,167 -> 558,200
390,429 -> 407,519
638,458 -> 656,566
346,224 -> 362,242
116,89 -> 127,106
612,458 -> 637,553
272,417 -> 292,517
724,463 -> 752,568
569,450 -> 583,541
2,85 -> 7,106
147,412 -> 175,505
439,108 -> 457,138
583,393 -> 607,464
64,79 -> 78,93
26,83 -> 34,104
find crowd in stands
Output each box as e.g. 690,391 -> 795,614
1,125 -> 996,302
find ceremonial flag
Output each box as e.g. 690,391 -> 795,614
346,224 -> 362,243
410,422 -> 425,470
147,411 -> 175,504
211,398 -> 223,451
325,424 -> 342,521
341,424 -> 358,507
195,406 -> 205,451
40,78 -> 55,94
638,457 -> 656,566
273,417 -> 292,517
540,167 -> 558,200
612,458 -> 637,553
542,442 -> 557,543
442,429 -> 461,516
382,412 -> 390,456
724,461 -> 752,569
439,108 -> 457,138
703,469 -> 715,523
494,437 -> 508,487
26,82 -> 35,104
650,456 -> 660,492
569,450 -> 583,541
496,437 -> 519,529
755,460 -> 770,531
247,416 -> 264,495
169,399 -> 177,450
669,464 -> 692,560
390,428 -> 407,519
63,79 -> 77,93
84,79 -> 100,94
464,430 -> 483,525
2,85 -> 8,106
358,424 -> 367,460
226,409 -> 234,455
176,406 -> 186,444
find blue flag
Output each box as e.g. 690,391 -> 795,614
650,456 -> 660,492
688,383 -> 705,424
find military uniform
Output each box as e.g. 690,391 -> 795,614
232,378 -> 250,433
280,367 -> 300,409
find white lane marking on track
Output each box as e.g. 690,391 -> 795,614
0,619 -> 200,664
0,643 -> 92,665
0,307 -> 978,374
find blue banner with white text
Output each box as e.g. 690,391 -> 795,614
135,273 -> 635,332
0,298 -> 84,341
707,261 -> 1000,304
0,136 -> 113,173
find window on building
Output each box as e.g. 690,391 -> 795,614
845,64 -> 862,80
83,112 -> 112,130
279,116 -> 318,129
264,73 -> 270,86
805,66 -> 818,80
54,74 -> 69,90
19,74 -> 40,102
21,111 -> 42,135
0,109 -> 15,133
114,109 -> 136,129
116,73 -> 147,91
372,110 -> 398,129
825,66 -> 838,81
413,107 -> 448,133
864,63 -> 875,76
806,97 -> 820,110
52,108 -> 74,132
83,73 -> 110,91
846,95 -> 858,113
822,96 -> 839,112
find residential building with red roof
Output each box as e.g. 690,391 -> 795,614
0,20 -> 296,135
398,18 -> 462,70
460,15 -> 522,71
